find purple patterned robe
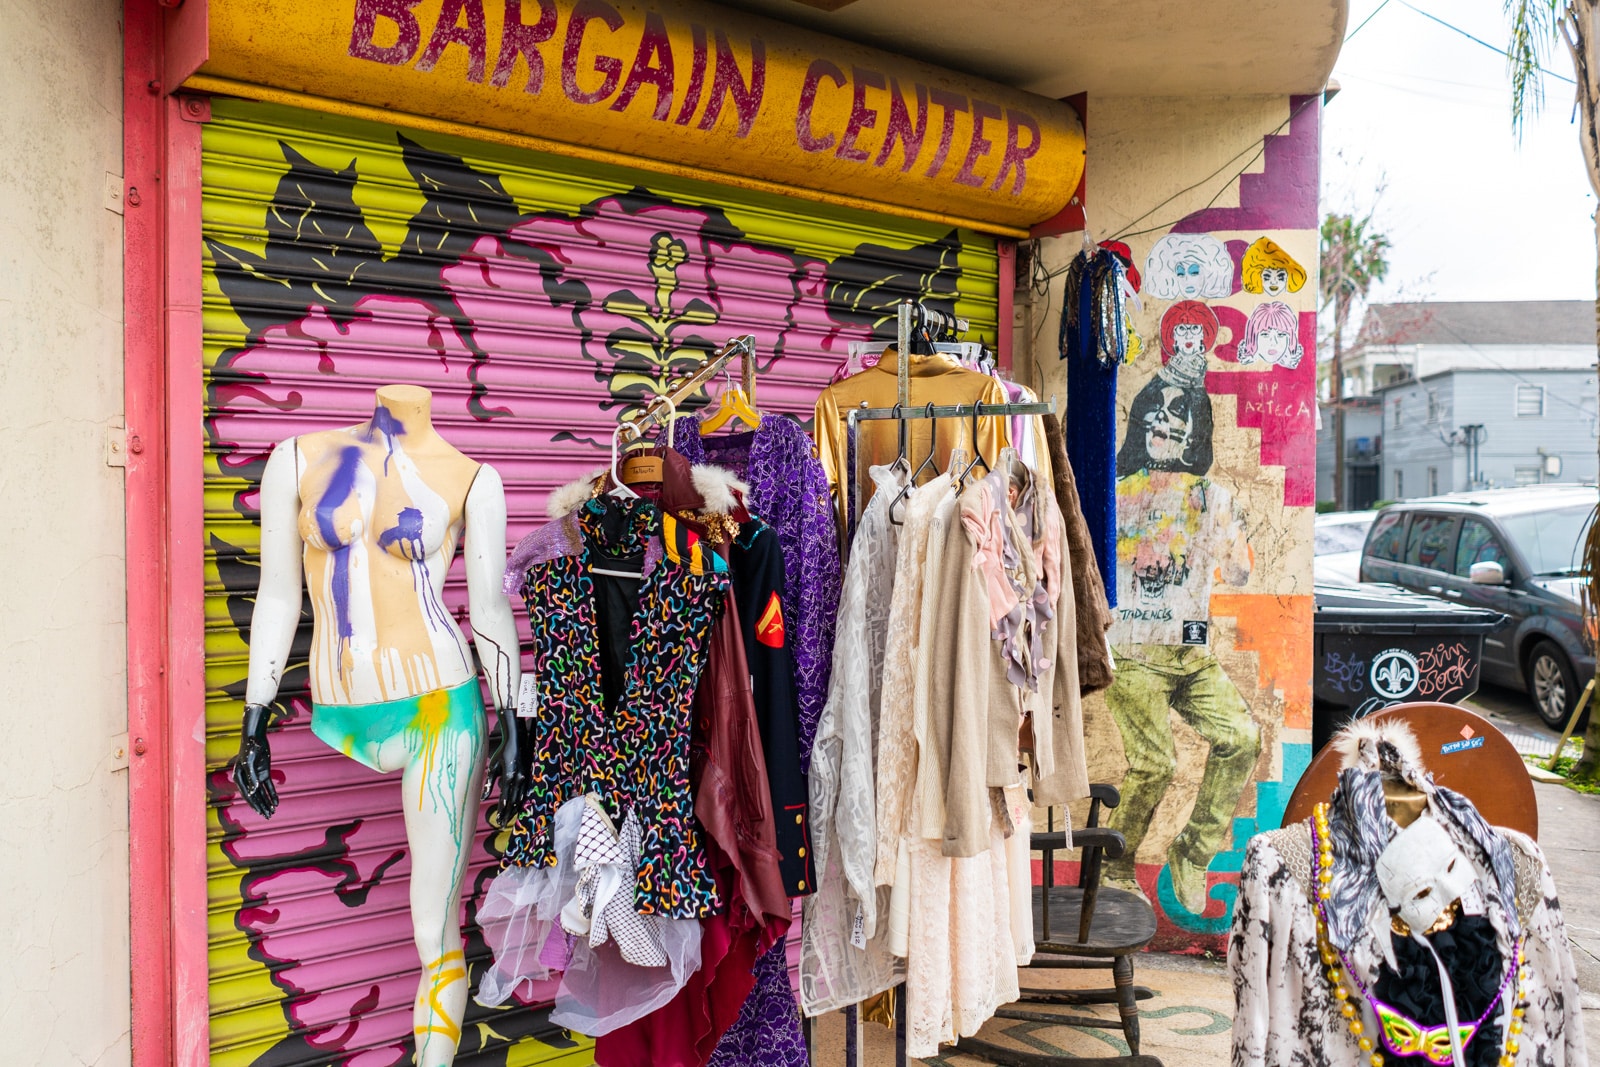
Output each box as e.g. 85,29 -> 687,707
673,412 -> 841,772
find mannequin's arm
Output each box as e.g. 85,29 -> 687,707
235,439 -> 304,819
246,440 -> 306,705
463,464 -> 527,819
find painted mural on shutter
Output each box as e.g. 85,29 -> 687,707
201,96 -> 997,1067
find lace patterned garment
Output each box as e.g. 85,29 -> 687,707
1228,824 -> 1587,1067
875,473 -> 956,886
897,483 -> 1021,1058
672,413 -> 842,772
801,466 -> 907,1016
706,940 -> 810,1067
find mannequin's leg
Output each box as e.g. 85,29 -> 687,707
401,723 -> 486,1067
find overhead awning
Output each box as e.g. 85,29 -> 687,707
173,0 -> 1089,236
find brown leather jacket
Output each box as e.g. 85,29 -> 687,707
691,605 -> 791,942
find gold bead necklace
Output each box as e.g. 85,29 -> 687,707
1310,802 -> 1530,1067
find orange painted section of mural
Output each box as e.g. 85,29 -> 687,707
193,0 -> 1086,230
1075,96 -> 1320,952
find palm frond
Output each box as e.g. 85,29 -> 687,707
1506,0 -> 1567,139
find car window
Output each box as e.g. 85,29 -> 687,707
1498,504 -> 1594,576
1403,513 -> 1458,572
1454,520 -> 1509,576
1315,521 -> 1373,555
1366,511 -> 1409,561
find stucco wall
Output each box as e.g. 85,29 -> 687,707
0,0 -> 130,1062
1017,94 -> 1318,950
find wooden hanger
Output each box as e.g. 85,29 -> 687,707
618,394 -> 675,488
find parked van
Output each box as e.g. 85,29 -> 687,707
1359,485 -> 1597,727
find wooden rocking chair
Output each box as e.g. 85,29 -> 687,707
953,784 -> 1164,1066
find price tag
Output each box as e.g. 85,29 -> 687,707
849,905 -> 867,950
516,675 -> 539,719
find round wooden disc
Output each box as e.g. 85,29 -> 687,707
1281,703 -> 1538,840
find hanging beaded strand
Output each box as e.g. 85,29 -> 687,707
1309,802 -> 1532,1067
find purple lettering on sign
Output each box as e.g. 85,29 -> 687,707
992,108 -> 1040,195
489,0 -> 558,93
836,66 -> 885,163
562,0 -> 625,105
874,78 -> 927,172
673,23 -> 708,126
796,58 -> 845,153
954,98 -> 1001,187
348,0 -> 423,66
924,88 -> 967,179
415,0 -> 488,82
696,30 -> 765,137
611,11 -> 675,120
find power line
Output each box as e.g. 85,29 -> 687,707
1345,0 -> 1394,42
1397,0 -> 1576,85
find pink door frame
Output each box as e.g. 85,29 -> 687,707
125,1 -> 211,1063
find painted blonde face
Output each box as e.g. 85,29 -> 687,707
1261,267 -> 1289,297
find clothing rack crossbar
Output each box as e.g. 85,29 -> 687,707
851,401 -> 1055,421
619,333 -> 756,444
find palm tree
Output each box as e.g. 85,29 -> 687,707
1507,0 -> 1600,780
1320,211 -> 1391,511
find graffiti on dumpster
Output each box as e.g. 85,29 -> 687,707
1416,641 -> 1475,700
1321,650 -> 1366,695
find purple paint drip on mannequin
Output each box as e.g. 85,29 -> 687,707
365,404 -> 406,475
315,445 -> 364,661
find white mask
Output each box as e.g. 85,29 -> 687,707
1375,815 -> 1474,934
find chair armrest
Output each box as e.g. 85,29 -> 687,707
1029,826 -> 1126,861
1090,783 -> 1121,809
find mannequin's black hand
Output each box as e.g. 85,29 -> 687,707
233,703 -> 279,819
484,707 -> 529,825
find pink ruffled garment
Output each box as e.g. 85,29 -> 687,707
476,794 -> 703,1035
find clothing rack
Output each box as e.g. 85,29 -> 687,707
617,334 -> 757,444
823,300 -> 1054,1067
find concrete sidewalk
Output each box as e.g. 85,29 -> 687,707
811,780 -> 1599,1065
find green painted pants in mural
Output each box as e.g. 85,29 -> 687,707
1103,646 -> 1260,878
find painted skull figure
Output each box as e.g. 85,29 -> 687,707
1130,535 -> 1193,601
1144,385 -> 1196,466
1376,815 -> 1475,933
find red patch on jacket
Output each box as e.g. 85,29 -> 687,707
755,593 -> 785,648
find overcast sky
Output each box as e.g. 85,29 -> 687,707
1324,0 -> 1597,304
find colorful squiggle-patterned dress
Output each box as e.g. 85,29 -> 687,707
502,493 -> 729,919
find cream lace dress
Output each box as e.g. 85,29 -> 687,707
800,466 -> 907,1016
879,476 -> 1021,1057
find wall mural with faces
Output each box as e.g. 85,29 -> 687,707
1078,96 -> 1322,951
1144,233 -> 1235,301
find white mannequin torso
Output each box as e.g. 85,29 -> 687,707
244,385 -> 519,712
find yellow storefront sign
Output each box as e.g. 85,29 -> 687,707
188,0 -> 1085,233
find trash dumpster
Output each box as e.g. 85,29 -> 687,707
1312,582 -> 1508,754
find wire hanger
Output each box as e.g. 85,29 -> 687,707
888,403 -> 938,525
954,403 -> 992,490
699,362 -> 761,436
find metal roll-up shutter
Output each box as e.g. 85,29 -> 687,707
201,95 -> 997,1067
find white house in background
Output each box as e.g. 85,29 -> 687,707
1375,367 -> 1598,499
1341,300 -> 1594,397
